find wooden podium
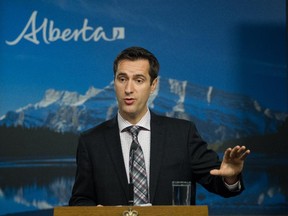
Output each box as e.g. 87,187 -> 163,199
54,205 -> 208,216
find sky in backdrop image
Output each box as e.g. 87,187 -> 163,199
0,0 -> 286,116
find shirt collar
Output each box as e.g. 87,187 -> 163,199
118,109 -> 151,132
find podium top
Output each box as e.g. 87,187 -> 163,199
54,205 -> 208,216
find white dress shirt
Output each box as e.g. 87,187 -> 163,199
118,109 -> 151,186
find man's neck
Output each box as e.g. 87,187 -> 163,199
118,109 -> 150,129
119,109 -> 149,125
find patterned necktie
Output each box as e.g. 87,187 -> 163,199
127,125 -> 149,205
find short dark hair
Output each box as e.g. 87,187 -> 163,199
113,47 -> 159,84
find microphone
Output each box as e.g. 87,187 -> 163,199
128,183 -> 134,206
128,143 -> 138,206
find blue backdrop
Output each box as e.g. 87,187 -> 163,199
0,0 -> 287,215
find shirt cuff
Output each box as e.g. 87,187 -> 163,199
223,178 -> 241,191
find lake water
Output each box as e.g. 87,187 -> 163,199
0,155 -> 287,215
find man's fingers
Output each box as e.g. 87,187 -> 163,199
227,146 -> 250,160
210,169 -> 221,176
236,146 -> 250,160
224,148 -> 232,160
239,149 -> 250,160
230,145 -> 241,158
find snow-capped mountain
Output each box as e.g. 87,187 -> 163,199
0,77 -> 286,143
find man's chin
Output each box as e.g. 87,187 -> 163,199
120,109 -> 137,118
123,111 -> 137,118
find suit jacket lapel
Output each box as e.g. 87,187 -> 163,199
104,116 -> 130,201
149,112 -> 165,203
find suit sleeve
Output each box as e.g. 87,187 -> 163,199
69,135 -> 97,206
187,122 -> 244,197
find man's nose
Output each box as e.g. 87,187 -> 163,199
125,80 -> 134,94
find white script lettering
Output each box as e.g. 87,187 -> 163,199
6,11 -> 125,45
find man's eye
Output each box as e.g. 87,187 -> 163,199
118,77 -> 126,82
136,79 -> 144,83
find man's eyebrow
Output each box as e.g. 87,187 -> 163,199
134,74 -> 146,79
116,72 -> 128,76
116,72 -> 146,78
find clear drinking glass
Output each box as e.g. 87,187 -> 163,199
172,181 -> 191,205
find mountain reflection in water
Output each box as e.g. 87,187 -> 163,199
0,158 -> 75,215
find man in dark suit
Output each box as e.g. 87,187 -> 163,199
69,47 -> 250,206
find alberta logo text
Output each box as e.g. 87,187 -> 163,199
6,11 -> 125,45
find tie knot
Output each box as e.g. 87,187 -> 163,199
127,125 -> 141,137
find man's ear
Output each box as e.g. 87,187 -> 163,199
150,77 -> 158,93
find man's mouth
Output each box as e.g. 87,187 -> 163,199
124,98 -> 135,105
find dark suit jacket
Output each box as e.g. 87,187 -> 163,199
69,112 -> 244,206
